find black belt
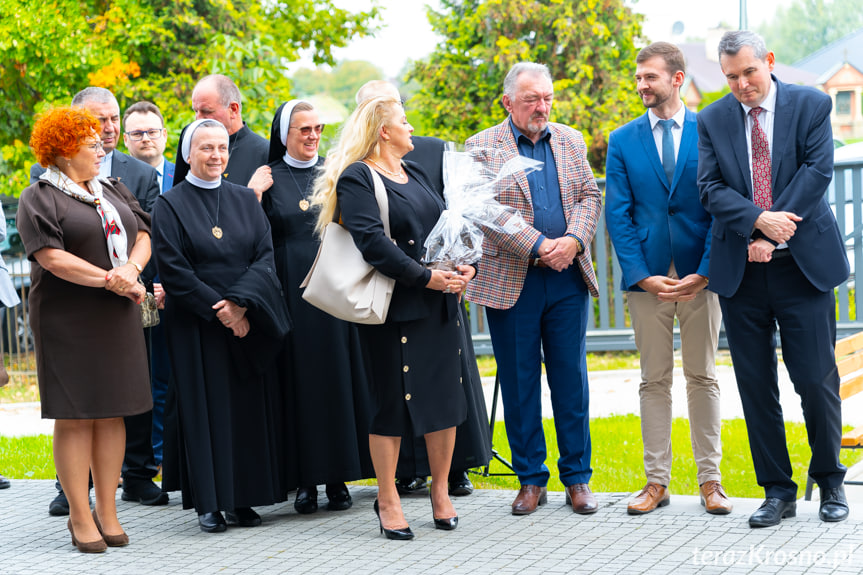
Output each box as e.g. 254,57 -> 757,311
771,248 -> 791,260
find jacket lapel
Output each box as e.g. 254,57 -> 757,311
111,151 -> 128,183
497,120 -> 533,205
726,96 -> 753,198
771,77 -> 790,192
672,109 -> 699,195
636,113 -> 669,191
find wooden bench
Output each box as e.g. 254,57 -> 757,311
804,331 -> 863,499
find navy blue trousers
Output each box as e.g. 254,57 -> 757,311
720,254 -> 845,501
486,266 -> 592,487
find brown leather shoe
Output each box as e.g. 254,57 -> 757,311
627,483 -> 669,515
700,480 -> 732,515
565,483 -> 598,514
511,485 -> 547,515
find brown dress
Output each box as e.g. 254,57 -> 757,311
17,178 -> 152,419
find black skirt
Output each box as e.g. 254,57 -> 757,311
359,293 -> 467,437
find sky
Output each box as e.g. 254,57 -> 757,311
307,0 -> 796,78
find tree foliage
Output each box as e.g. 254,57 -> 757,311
292,60 -> 384,108
0,0 -> 379,197
405,0 -> 646,171
759,0 -> 863,65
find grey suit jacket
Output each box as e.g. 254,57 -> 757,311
30,150 -> 160,214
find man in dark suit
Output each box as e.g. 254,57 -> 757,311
31,87 -> 168,514
606,42 -> 730,516
354,80 -> 492,496
466,63 -> 602,515
698,30 -> 850,527
123,101 -> 175,471
172,74 -> 271,197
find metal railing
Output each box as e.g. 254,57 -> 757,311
468,160 -> 863,355
1,160 -> 862,366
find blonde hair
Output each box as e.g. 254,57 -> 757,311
311,96 -> 402,234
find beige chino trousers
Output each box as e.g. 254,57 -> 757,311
627,263 -> 723,487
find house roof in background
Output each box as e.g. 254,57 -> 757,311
795,27 -> 863,77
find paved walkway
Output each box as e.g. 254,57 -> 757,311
3,366 -> 863,573
1,481 -> 862,574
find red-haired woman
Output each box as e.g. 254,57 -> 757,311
18,107 -> 152,553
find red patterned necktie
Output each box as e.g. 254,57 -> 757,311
749,107 -> 772,209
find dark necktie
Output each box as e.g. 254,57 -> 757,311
659,119 -> 675,185
749,107 -> 772,209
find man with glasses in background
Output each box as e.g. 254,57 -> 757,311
123,101 -> 175,477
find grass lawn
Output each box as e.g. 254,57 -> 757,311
5,415 -> 859,501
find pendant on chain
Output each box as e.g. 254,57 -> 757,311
212,226 -> 223,239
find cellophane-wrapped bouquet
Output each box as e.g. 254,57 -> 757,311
423,147 -> 543,271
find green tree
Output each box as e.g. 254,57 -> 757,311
0,0 -> 379,197
759,0 -> 863,64
329,60 -> 384,107
406,0 -> 646,171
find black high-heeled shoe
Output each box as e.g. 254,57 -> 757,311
373,498 -> 414,540
429,491 -> 458,530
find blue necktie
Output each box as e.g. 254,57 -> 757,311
659,119 -> 675,185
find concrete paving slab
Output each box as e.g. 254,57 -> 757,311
1,482 -> 861,574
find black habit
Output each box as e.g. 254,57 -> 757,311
152,178 -> 290,514
263,157 -> 375,487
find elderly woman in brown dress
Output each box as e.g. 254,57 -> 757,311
18,107 -> 152,553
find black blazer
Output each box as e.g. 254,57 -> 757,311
30,150 -> 160,214
336,161 -> 454,323
697,76 -> 849,297
405,136 -> 447,197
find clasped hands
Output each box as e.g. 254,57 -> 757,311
104,263 -> 145,304
213,299 -> 249,338
537,236 -> 579,271
638,273 -> 708,302
427,265 -> 476,298
748,210 -> 802,263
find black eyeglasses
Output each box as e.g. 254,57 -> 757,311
125,129 -> 164,141
289,124 -> 325,136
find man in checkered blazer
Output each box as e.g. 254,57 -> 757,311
465,62 -> 602,516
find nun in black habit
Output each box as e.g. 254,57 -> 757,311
152,119 -> 291,533
262,101 -> 374,514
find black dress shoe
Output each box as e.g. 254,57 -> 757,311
0,474 -> 10,489
198,511 -> 227,533
448,471 -> 474,496
374,499 -> 414,540
122,479 -> 169,505
749,497 -> 796,528
395,476 -> 428,495
49,489 -> 70,516
819,486 -> 849,522
294,486 -> 318,514
225,507 -> 262,527
325,483 -> 353,511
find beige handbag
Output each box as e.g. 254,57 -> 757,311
301,163 -> 395,325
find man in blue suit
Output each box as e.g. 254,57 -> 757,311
606,42 -> 730,516
123,101 -> 176,471
698,31 -> 850,527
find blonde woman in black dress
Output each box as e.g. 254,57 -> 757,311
311,96 -> 474,539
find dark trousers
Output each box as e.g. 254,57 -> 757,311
720,254 -> 845,501
149,315 -> 170,465
122,326 -> 159,483
486,266 -> 591,487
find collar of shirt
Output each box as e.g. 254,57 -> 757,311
740,79 -> 777,156
509,117 -> 551,147
647,101 -> 686,161
99,151 -> 114,179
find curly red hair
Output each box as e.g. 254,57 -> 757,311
29,107 -> 100,167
